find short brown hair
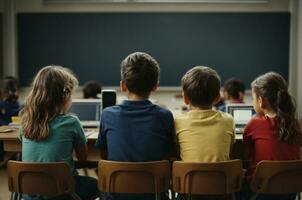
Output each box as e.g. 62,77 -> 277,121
121,52 -> 159,97
182,66 -> 221,107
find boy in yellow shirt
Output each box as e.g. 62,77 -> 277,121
175,66 -> 235,162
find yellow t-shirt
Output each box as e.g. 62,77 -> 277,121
175,109 -> 235,162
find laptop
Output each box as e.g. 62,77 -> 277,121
68,99 -> 102,128
225,104 -> 255,131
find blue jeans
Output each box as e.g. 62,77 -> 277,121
22,175 -> 99,200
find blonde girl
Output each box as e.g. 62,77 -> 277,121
20,66 -> 98,200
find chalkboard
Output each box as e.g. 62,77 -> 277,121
18,12 -> 290,87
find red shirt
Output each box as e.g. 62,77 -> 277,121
243,115 -> 300,182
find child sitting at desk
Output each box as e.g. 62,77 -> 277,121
0,76 -> 21,161
216,78 -> 245,112
240,72 -> 301,200
175,66 -> 235,162
95,52 -> 174,200
174,66 -> 235,199
20,66 -> 98,200
83,80 -> 102,99
0,76 -> 21,126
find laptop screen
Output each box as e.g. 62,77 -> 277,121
233,109 -> 253,125
226,104 -> 254,126
69,99 -> 101,121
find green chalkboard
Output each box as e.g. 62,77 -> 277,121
18,12 -> 290,87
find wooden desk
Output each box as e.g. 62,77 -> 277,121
0,126 -> 245,161
0,126 -> 101,161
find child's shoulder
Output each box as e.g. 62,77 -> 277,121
217,111 -> 234,121
247,115 -> 267,125
54,113 -> 81,125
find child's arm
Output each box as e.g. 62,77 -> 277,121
75,144 -> 88,161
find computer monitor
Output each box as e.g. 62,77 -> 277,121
101,89 -> 116,110
226,104 -> 254,128
68,99 -> 102,127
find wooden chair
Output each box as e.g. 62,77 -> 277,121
172,159 -> 243,200
7,160 -> 81,200
250,160 -> 302,200
98,160 -> 170,200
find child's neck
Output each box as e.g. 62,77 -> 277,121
264,109 -> 276,118
127,93 -> 149,101
230,97 -> 243,103
190,105 -> 212,111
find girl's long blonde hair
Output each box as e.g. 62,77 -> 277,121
20,65 -> 78,140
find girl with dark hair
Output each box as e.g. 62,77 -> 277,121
241,72 -> 301,200
0,76 -> 21,126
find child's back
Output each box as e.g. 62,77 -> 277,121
98,100 -> 173,161
239,72 -> 301,200
20,66 -> 98,200
175,66 -> 235,162
244,72 -> 301,182
175,109 -> 234,162
95,52 -> 174,200
22,114 -> 85,175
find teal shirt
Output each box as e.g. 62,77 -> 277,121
21,114 -> 87,174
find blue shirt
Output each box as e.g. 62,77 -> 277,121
21,114 -> 87,175
0,100 -> 20,126
95,100 -> 174,161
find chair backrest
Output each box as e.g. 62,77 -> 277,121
172,159 -> 242,195
7,160 -> 75,196
250,160 -> 302,194
98,160 -> 170,194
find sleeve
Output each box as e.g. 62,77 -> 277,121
231,118 -> 236,144
165,111 -> 175,153
243,118 -> 255,143
95,111 -> 107,150
73,117 -> 87,147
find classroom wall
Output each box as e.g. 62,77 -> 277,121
296,0 -> 302,117
4,0 -> 302,112
4,0 -> 291,79
0,0 -> 3,78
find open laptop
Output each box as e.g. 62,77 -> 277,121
68,99 -> 101,128
226,104 -> 255,131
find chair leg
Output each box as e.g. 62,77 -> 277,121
250,193 -> 258,200
70,193 -> 82,200
10,192 -> 18,200
232,193 -> 236,200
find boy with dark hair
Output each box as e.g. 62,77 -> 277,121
95,52 -> 174,200
175,66 -> 235,162
223,77 -> 245,103
82,81 -> 102,99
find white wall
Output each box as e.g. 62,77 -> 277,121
2,0 -> 17,77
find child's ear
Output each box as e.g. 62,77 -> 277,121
213,95 -> 221,105
151,82 -> 158,92
258,96 -> 265,109
120,80 -> 127,92
183,92 -> 190,105
239,92 -> 244,101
